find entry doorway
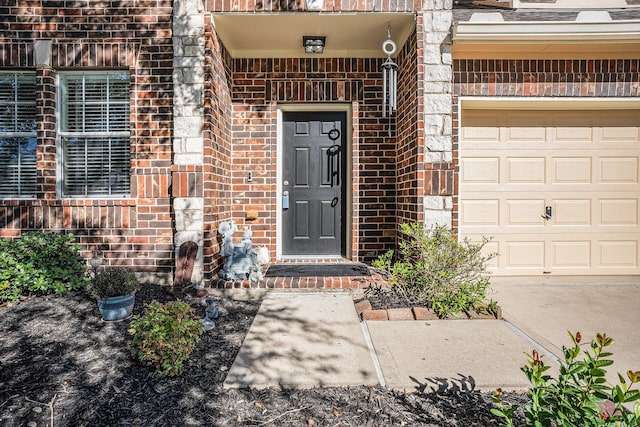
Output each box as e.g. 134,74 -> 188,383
281,111 -> 347,257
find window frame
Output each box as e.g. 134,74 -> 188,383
56,70 -> 132,199
0,70 -> 37,199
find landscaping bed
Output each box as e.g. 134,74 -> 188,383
354,285 -> 502,321
0,283 -> 528,426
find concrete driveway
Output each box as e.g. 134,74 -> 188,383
490,277 -> 640,384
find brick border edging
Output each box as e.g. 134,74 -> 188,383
354,299 -> 502,321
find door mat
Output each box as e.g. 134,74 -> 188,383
264,263 -> 371,278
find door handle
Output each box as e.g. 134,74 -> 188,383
327,145 -> 340,187
541,205 -> 552,220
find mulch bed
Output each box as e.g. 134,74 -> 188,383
0,283 -> 528,426
358,284 -> 501,320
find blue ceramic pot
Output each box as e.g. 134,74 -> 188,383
97,292 -> 135,322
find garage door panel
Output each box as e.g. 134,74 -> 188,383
460,126 -> 500,144
505,241 -> 545,268
599,111 -> 640,141
461,199 -> 500,225
507,158 -> 545,183
461,157 -> 500,183
507,199 -> 546,225
552,158 -> 592,183
553,199 -> 591,225
600,126 -> 640,143
551,241 -> 591,268
460,112 -> 502,144
599,241 -> 638,267
460,108 -> 640,275
599,157 -> 639,184
599,199 -> 638,225
504,127 -> 547,143
553,126 -> 595,144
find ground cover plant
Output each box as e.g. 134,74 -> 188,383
130,300 -> 204,377
492,331 -> 640,427
372,222 -> 496,318
0,232 -> 87,302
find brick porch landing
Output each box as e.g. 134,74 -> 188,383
210,260 -> 387,289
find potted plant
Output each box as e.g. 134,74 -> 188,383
87,267 -> 138,321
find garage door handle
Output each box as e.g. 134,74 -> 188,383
541,206 -> 552,220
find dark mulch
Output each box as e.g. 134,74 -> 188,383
362,284 -> 414,310
0,284 -> 528,426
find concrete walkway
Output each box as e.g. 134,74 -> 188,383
224,292 -> 379,389
224,279 -> 640,392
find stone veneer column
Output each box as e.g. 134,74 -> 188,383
422,0 -> 453,228
173,0 -> 206,286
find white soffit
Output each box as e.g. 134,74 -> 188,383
212,13 -> 416,58
460,97 -> 640,111
453,17 -> 640,44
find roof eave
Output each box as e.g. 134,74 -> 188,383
453,20 -> 640,44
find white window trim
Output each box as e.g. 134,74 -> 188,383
56,71 -> 131,199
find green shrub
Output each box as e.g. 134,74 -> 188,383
372,222 -> 496,318
129,301 -> 204,377
0,232 -> 87,302
87,267 -> 138,299
492,331 -> 640,427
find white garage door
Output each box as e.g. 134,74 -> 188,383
459,109 -> 640,275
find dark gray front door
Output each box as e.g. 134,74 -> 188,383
283,111 -> 346,256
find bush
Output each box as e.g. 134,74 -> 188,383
87,267 -> 138,299
129,301 -> 204,377
492,332 -> 640,427
0,232 -> 87,302
372,222 -> 496,318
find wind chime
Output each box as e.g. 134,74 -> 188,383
381,25 -> 398,119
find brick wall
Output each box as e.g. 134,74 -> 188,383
395,24 -> 423,229
203,17 -> 233,278
454,59 -> 640,98
228,56 -> 401,262
0,2 -> 174,278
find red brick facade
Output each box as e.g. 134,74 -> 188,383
1,1 -> 431,285
226,56 -> 404,262
7,2 -> 635,286
202,16 -> 233,276
396,20 -> 424,227
0,2 -> 175,277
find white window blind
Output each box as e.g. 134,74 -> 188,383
59,72 -> 131,197
0,72 -> 37,198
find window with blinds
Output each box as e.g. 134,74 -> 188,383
59,71 -> 131,197
0,72 -> 37,198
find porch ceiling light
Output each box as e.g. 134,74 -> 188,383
303,36 -> 326,54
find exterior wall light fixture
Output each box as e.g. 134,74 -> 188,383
303,36 -> 326,54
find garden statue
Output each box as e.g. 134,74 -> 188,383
201,298 -> 219,331
217,220 -> 261,281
